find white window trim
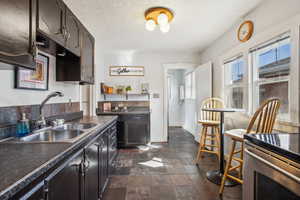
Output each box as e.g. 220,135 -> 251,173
223,54 -> 248,109
250,33 -> 291,121
220,17 -> 300,124
185,71 -> 196,100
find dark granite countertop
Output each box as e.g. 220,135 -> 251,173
97,107 -> 150,115
0,115 -> 118,200
245,133 -> 300,164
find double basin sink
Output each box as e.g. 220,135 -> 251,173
10,123 -> 97,143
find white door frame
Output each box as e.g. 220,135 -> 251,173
79,84 -> 96,116
163,63 -> 197,142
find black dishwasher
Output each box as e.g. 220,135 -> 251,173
117,114 -> 150,148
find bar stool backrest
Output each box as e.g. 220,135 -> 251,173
246,98 -> 281,134
200,97 -> 224,121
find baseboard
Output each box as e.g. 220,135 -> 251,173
169,122 -> 184,127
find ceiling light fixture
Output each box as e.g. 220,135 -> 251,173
145,7 -> 174,33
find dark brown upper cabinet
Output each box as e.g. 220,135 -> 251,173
56,25 -> 94,84
0,0 -> 37,69
80,27 -> 95,84
65,8 -> 81,56
38,0 -> 65,46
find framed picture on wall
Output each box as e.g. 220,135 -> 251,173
109,66 -> 144,76
15,53 -> 49,91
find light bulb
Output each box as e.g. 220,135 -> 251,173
145,19 -> 156,31
160,23 -> 170,33
157,13 -> 169,25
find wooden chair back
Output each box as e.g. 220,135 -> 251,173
200,97 -> 224,121
246,98 -> 281,134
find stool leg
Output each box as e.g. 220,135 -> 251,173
219,140 -> 236,195
199,126 -> 208,159
195,125 -> 206,163
214,127 -> 221,161
238,142 -> 244,179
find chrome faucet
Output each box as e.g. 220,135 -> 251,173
37,91 -> 64,127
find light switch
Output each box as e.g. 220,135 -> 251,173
153,93 -> 160,98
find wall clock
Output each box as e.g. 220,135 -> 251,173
237,20 -> 254,42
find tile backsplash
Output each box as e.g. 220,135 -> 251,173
0,102 -> 80,139
98,101 -> 150,111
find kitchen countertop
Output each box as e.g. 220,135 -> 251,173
245,133 -> 300,164
0,115 -> 118,200
97,107 -> 150,115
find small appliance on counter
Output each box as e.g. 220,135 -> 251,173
243,133 -> 300,200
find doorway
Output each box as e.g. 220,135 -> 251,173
163,63 -> 197,142
163,62 -> 213,142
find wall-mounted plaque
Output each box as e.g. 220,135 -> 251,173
109,66 -> 144,76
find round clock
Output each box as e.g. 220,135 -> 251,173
237,20 -> 254,42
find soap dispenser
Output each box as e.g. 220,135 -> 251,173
16,113 -> 30,137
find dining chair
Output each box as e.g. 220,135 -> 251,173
195,97 -> 224,163
219,98 -> 281,194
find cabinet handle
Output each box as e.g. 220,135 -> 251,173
94,142 -> 100,147
54,28 -> 62,35
32,42 -> 38,61
83,160 -> 90,172
67,31 -> 71,40
43,181 -> 49,200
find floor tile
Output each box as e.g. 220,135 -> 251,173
103,127 -> 242,200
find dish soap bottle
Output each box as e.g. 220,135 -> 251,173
16,113 -> 30,137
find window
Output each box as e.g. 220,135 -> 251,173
185,71 -> 195,99
250,33 -> 290,119
224,55 -> 245,109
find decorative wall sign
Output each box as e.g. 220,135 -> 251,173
15,53 -> 49,90
109,66 -> 144,76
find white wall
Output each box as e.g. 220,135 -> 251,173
0,52 -> 80,107
101,52 -> 200,142
200,0 -> 300,100
199,0 -> 300,154
168,69 -> 185,127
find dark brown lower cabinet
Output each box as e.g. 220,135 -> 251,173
45,149 -> 84,200
84,135 -> 101,200
14,122 -> 117,200
100,132 -> 109,197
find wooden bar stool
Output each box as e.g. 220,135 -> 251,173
195,97 -> 224,163
219,98 -> 281,194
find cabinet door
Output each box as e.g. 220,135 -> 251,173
65,8 -> 80,56
125,118 -> 150,145
45,150 -> 84,200
100,132 -> 109,196
117,120 -> 125,148
80,29 -> 94,84
84,135 -> 101,200
0,0 -> 36,69
38,0 -> 65,46
109,126 -> 117,165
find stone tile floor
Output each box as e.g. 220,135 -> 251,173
103,127 -> 242,200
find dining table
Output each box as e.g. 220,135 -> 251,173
201,107 -> 244,186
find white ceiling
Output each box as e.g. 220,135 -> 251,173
64,0 -> 262,54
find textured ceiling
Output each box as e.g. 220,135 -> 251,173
63,0 -> 262,54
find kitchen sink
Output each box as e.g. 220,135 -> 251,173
1,122 -> 98,143
76,123 -> 97,129
18,129 -> 85,142
52,123 -> 97,131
